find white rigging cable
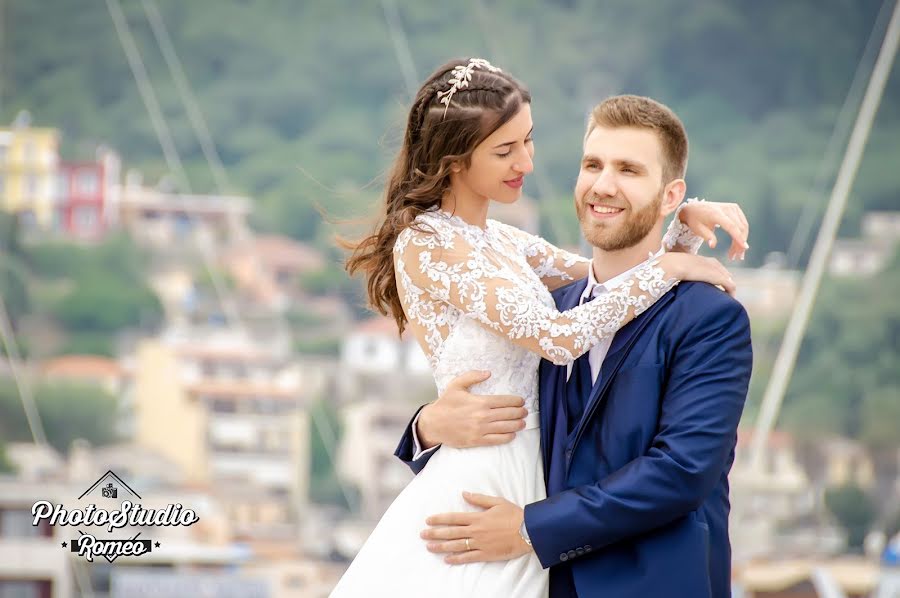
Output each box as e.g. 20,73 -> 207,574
106,0 -> 242,329
749,0 -> 900,471
786,0 -> 895,268
109,0 -> 359,513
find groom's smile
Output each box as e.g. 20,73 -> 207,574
586,201 -> 626,220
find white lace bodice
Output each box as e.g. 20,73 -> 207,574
393,205 -> 702,418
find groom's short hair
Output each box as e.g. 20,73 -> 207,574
585,95 -> 688,183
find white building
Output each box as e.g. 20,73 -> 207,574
118,171 -> 251,250
830,210 -> 900,277
133,326 -> 315,542
339,317 -> 431,377
335,400 -> 416,522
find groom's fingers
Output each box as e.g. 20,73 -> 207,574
483,394 -> 526,409
445,550 -> 487,565
426,538 -> 469,554
446,549 -> 487,565
480,433 -> 517,446
484,420 -> 525,435
425,512 -> 475,527
448,370 -> 492,390
463,492 -> 503,509
485,406 -> 529,423
421,525 -> 470,540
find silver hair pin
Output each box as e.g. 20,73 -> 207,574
436,58 -> 502,117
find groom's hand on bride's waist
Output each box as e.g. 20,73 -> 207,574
417,370 -> 528,450
421,492 -> 533,564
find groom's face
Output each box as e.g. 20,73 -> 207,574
574,126 -> 668,251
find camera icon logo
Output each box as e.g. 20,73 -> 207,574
101,483 -> 117,499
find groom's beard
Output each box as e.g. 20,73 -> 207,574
577,189 -> 663,251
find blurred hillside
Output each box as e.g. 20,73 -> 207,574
3,0 -> 900,446
3,0 -> 899,258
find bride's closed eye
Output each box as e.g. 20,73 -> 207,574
497,137 -> 533,158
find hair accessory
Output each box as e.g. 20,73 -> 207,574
436,58 -> 502,117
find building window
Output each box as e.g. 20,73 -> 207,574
0,580 -> 52,598
0,508 -> 48,538
73,205 -> 98,232
211,398 -> 236,413
26,175 -> 38,198
54,173 -> 67,203
77,171 -> 99,196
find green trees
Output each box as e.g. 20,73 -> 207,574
5,234 -> 163,358
783,252 -> 900,448
0,379 -> 119,454
824,483 -> 878,550
4,0 -> 898,259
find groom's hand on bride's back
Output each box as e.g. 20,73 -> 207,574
417,370 -> 528,450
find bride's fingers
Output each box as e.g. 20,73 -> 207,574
730,204 -> 749,233
691,221 -> 716,248
714,214 -> 746,252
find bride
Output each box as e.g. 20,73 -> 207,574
332,58 -> 743,597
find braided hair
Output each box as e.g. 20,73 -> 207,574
345,58 -> 530,334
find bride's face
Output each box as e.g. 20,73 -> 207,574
451,104 -> 535,205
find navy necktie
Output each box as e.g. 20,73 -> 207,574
565,292 -> 597,434
565,349 -> 593,434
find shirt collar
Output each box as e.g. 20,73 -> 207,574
580,246 -> 666,302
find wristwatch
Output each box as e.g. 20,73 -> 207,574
519,521 -> 532,547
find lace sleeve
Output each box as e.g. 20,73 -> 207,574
491,221 -> 590,291
394,223 -> 678,366
663,197 -> 706,254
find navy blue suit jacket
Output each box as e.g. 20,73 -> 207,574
395,279 -> 753,598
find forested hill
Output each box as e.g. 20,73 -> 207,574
5,0 -> 899,259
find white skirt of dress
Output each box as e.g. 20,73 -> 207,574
329,426 -> 548,598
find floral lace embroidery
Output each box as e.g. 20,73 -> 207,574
393,209 -> 697,368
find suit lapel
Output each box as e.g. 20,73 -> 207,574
568,291 -> 676,456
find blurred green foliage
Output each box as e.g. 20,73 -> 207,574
3,0 -> 898,448
824,483 -> 878,550
4,0 -> 898,259
0,378 -> 119,454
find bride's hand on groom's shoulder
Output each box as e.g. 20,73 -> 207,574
417,370 -> 528,449
679,200 -> 750,261
659,253 -> 737,297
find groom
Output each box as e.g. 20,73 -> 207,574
394,95 -> 753,597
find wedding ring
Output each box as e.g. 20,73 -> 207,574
465,538 -> 471,551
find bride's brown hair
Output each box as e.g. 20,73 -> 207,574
344,58 -> 530,334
